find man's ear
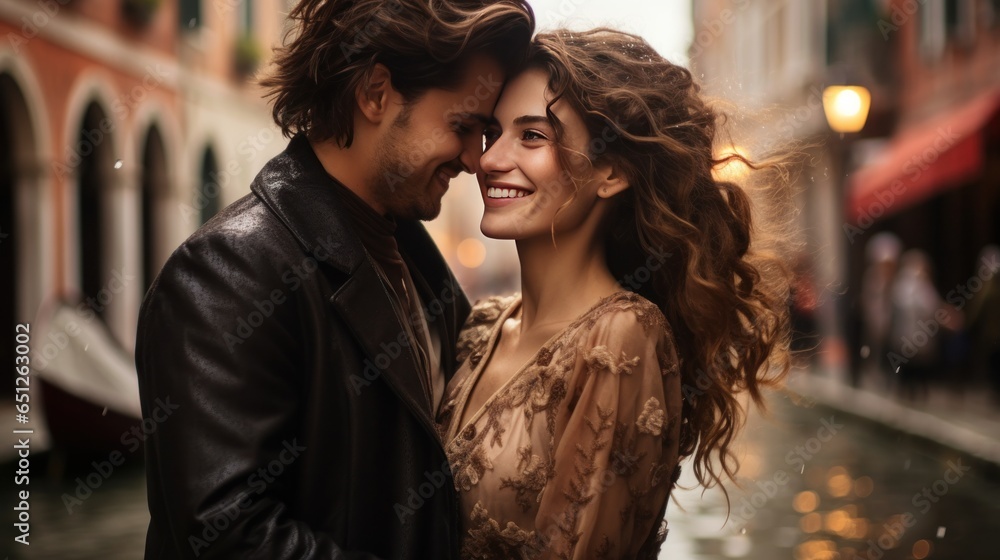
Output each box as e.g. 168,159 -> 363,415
595,162 -> 631,198
356,63 -> 395,124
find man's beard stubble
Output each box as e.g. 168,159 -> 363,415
371,108 -> 442,222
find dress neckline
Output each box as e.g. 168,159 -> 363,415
445,290 -> 630,444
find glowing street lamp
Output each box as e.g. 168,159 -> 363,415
822,86 -> 871,133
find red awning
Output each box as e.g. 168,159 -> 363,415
847,90 -> 1000,223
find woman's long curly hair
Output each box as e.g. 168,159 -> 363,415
528,29 -> 797,505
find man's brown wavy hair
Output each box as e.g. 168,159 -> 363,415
527,29 -> 797,508
260,0 -> 535,146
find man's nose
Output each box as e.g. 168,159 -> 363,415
456,134 -> 484,174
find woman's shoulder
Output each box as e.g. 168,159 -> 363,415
581,291 -> 670,338
573,291 -> 681,376
456,294 -> 519,366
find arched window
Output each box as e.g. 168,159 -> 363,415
78,102 -> 114,322
199,147 -> 221,225
141,126 -> 168,294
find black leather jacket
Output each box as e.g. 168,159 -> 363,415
136,135 -> 469,559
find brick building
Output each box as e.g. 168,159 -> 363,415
0,0 -> 287,368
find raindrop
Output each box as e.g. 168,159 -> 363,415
936,526 -> 946,538
102,406 -> 108,416
740,527 -> 747,534
800,464 -> 805,474
114,159 -> 123,169
895,366 -> 902,374
860,345 -> 870,358
904,459 -> 911,470
84,344 -> 90,352
188,18 -> 197,28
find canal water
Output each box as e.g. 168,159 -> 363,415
3,392 -> 999,559
661,392 -> 1000,559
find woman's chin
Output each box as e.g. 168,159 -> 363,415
479,217 -> 529,241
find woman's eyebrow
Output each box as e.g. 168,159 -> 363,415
512,115 -> 551,126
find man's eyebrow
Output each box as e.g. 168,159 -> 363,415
475,113 -> 494,124
460,113 -> 492,125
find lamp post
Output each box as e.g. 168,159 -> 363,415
822,86 -> 872,135
820,84 -> 871,386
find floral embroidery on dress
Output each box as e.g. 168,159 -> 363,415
439,292 -> 685,560
454,445 -> 494,491
536,346 -> 554,367
584,346 -> 641,376
499,445 -> 552,512
636,397 -> 666,436
463,502 -> 541,560
610,423 -> 646,478
456,296 -> 516,369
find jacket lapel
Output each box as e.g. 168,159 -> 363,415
395,220 -> 467,381
251,135 -> 439,425
329,262 -> 434,421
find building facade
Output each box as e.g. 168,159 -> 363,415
0,0 -> 287,373
689,0 -> 1000,375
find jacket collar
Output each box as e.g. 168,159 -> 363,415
251,134 -> 464,425
250,134 -> 364,275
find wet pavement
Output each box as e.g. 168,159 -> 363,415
3,392 -> 999,559
662,392 -> 1000,559
2,458 -> 148,559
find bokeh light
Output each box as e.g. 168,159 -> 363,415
456,238 -> 486,268
794,491 -> 820,513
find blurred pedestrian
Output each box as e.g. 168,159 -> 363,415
887,249 -> 943,400
859,232 -> 901,387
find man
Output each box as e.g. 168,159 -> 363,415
135,1 -> 534,558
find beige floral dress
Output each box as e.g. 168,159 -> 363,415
436,291 -> 684,559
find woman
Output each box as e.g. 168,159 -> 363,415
436,28 -> 792,559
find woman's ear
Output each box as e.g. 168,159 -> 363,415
595,162 -> 631,198
356,63 -> 395,125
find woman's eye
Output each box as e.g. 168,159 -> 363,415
522,130 -> 546,142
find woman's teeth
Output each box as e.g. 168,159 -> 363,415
487,187 -> 529,199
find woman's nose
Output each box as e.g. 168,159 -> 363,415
479,136 -> 512,175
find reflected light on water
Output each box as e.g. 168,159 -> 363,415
793,491 -> 819,513
827,473 -> 853,497
794,539 -> 837,560
800,512 -> 822,533
826,465 -> 848,478
824,508 -> 851,535
913,539 -> 932,559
